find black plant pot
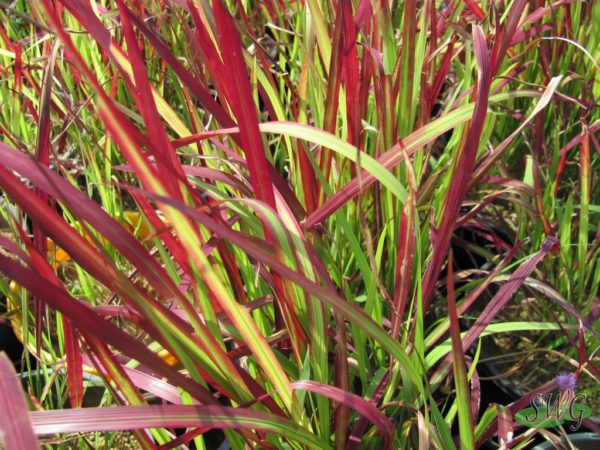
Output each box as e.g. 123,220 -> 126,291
0,322 -> 23,369
477,342 -> 526,400
530,432 -> 600,450
18,369 -> 107,407
0,295 -> 24,372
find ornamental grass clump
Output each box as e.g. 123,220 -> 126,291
0,0 -> 598,449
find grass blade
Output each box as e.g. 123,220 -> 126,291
0,353 -> 40,450
292,380 -> 394,447
446,253 -> 474,449
29,405 -> 330,450
212,0 -> 276,210
421,25 -> 491,309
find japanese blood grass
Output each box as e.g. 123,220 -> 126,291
0,352 -> 40,449
0,0 -> 598,449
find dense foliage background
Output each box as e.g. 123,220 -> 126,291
0,0 -> 598,448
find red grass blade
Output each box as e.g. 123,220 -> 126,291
428,38 -> 456,117
464,0 -> 485,21
333,314 -> 350,450
518,0 -> 580,34
291,380 -> 394,447
341,0 -> 360,146
421,25 -> 491,309
0,353 -> 40,450
62,317 -> 84,408
391,171 -> 416,338
317,5 -> 344,201
490,0 -> 527,74
116,0 -> 186,198
468,359 -> 481,421
347,371 -> 391,448
122,366 -> 185,406
496,405 -> 513,449
211,0 -> 276,210
27,405 -> 324,448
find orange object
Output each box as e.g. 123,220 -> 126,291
45,204 -> 220,264
45,211 -> 164,266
